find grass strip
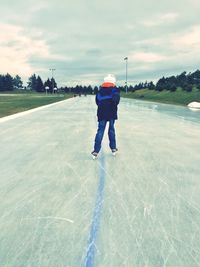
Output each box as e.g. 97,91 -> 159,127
121,87 -> 200,106
0,93 -> 73,118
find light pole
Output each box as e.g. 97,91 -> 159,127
49,68 -> 56,94
124,57 -> 128,93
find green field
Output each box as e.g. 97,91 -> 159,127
122,87 -> 200,106
0,93 -> 73,118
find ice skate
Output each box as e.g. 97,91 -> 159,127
91,151 -> 98,159
111,148 -> 118,156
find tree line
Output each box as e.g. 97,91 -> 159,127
27,74 -> 58,93
1,69 -> 200,93
0,73 -> 96,94
60,85 -> 99,95
0,73 -> 99,94
0,74 -> 23,91
0,74 -> 58,93
128,69 -> 200,92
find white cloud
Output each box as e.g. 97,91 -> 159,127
171,25 -> 200,48
186,0 -> 200,7
133,37 -> 164,47
129,52 -> 167,63
142,12 -> 179,27
0,23 -> 65,79
160,13 -> 179,22
0,24 -> 33,77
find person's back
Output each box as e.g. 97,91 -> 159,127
91,74 -> 120,159
96,86 -> 120,122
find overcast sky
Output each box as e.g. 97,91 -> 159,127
0,0 -> 200,86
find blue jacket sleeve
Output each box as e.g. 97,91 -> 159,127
112,91 -> 120,105
95,94 -> 99,105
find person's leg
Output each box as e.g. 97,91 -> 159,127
94,120 -> 107,153
108,120 -> 117,150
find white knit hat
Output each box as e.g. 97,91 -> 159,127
104,74 -> 116,84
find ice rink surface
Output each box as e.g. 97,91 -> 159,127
0,96 -> 200,267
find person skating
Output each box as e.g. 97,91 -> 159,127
91,74 -> 120,159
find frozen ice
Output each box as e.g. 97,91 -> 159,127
0,96 -> 200,267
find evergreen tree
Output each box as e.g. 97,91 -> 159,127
144,81 -> 148,88
129,85 -> 134,92
64,86 -> 70,93
190,70 -> 200,85
3,73 -> 14,91
74,85 -> 80,94
93,86 -> 99,94
13,75 -> 23,89
184,75 -> 193,91
27,74 -> 37,91
165,76 -> 177,90
169,83 -> 177,92
0,75 -> 4,91
44,78 -> 52,89
176,71 -> 187,88
194,70 -> 200,90
87,85 -> 93,94
50,78 -> 57,93
156,77 -> 166,91
148,81 -> 155,90
137,83 -> 143,90
36,76 -> 44,92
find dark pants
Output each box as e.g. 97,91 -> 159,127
94,120 -> 116,153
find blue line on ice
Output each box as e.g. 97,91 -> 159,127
84,155 -> 106,267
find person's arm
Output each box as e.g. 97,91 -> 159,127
95,93 -> 99,105
112,89 -> 120,105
